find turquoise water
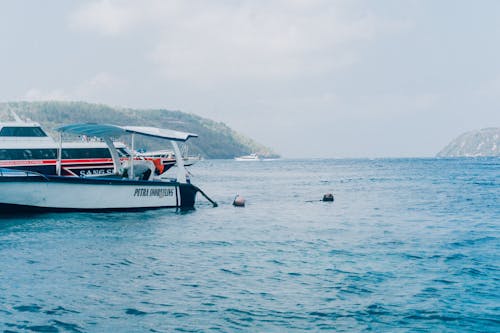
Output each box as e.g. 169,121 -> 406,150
0,158 -> 498,332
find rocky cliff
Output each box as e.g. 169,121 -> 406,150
437,128 -> 500,157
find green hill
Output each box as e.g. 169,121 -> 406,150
0,101 -> 278,159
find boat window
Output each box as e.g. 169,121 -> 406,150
62,148 -> 111,159
22,150 -> 33,159
0,149 -> 57,160
0,148 -> 112,160
117,148 -> 130,157
0,149 -> 9,160
0,126 -> 48,137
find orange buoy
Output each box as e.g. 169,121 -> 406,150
233,194 -> 245,207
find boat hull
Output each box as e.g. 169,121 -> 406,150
0,175 -> 198,212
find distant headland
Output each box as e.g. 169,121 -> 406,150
0,101 -> 279,159
437,128 -> 500,157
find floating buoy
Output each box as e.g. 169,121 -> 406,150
233,194 -> 246,207
322,193 -> 334,202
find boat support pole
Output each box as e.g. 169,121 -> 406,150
56,132 -> 62,176
103,136 -> 121,175
130,133 -> 135,179
171,141 -> 186,183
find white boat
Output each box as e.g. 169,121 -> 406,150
0,116 -> 131,177
234,153 -> 260,161
0,113 -> 195,177
0,123 -> 216,212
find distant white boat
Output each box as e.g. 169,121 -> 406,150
234,153 -> 260,161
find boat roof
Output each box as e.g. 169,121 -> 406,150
56,123 -> 197,142
123,126 -> 198,141
56,124 -> 126,138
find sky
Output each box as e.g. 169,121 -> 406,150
0,0 -> 499,158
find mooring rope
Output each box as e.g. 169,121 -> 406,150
196,188 -> 218,207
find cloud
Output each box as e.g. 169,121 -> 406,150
476,76 -> 500,98
23,88 -> 69,101
68,0 -> 409,82
23,72 -> 125,102
74,72 -> 125,98
68,0 -> 142,36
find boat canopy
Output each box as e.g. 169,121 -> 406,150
56,123 -> 197,142
55,123 -> 196,183
123,126 -> 197,142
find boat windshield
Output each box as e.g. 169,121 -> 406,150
0,127 -> 47,137
117,147 -> 131,158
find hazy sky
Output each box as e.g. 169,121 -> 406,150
1,0 -> 499,157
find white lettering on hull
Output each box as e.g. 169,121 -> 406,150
133,188 -> 174,198
79,169 -> 114,177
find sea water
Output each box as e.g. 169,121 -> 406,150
0,158 -> 498,332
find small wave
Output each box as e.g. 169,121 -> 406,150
421,287 -> 438,293
173,312 -> 189,318
338,284 -> 373,295
225,308 -> 258,317
450,236 -> 497,247
125,308 -> 148,316
202,302 -> 215,306
328,249 -> 352,256
13,304 -> 42,312
44,306 -> 80,315
223,317 -> 252,328
199,241 -> 233,246
325,267 -> 351,274
308,311 -> 353,320
4,329 -> 18,333
428,254 -> 443,259
51,320 -> 83,333
403,253 -> 424,260
365,303 -> 391,316
432,279 -> 457,285
445,253 -> 467,261
152,310 -> 170,315
219,268 -> 241,275
26,325 -> 59,333
258,292 -> 275,300
459,267 -> 485,277
120,258 -> 134,266
0,308 -> 12,315
405,313 -> 461,322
